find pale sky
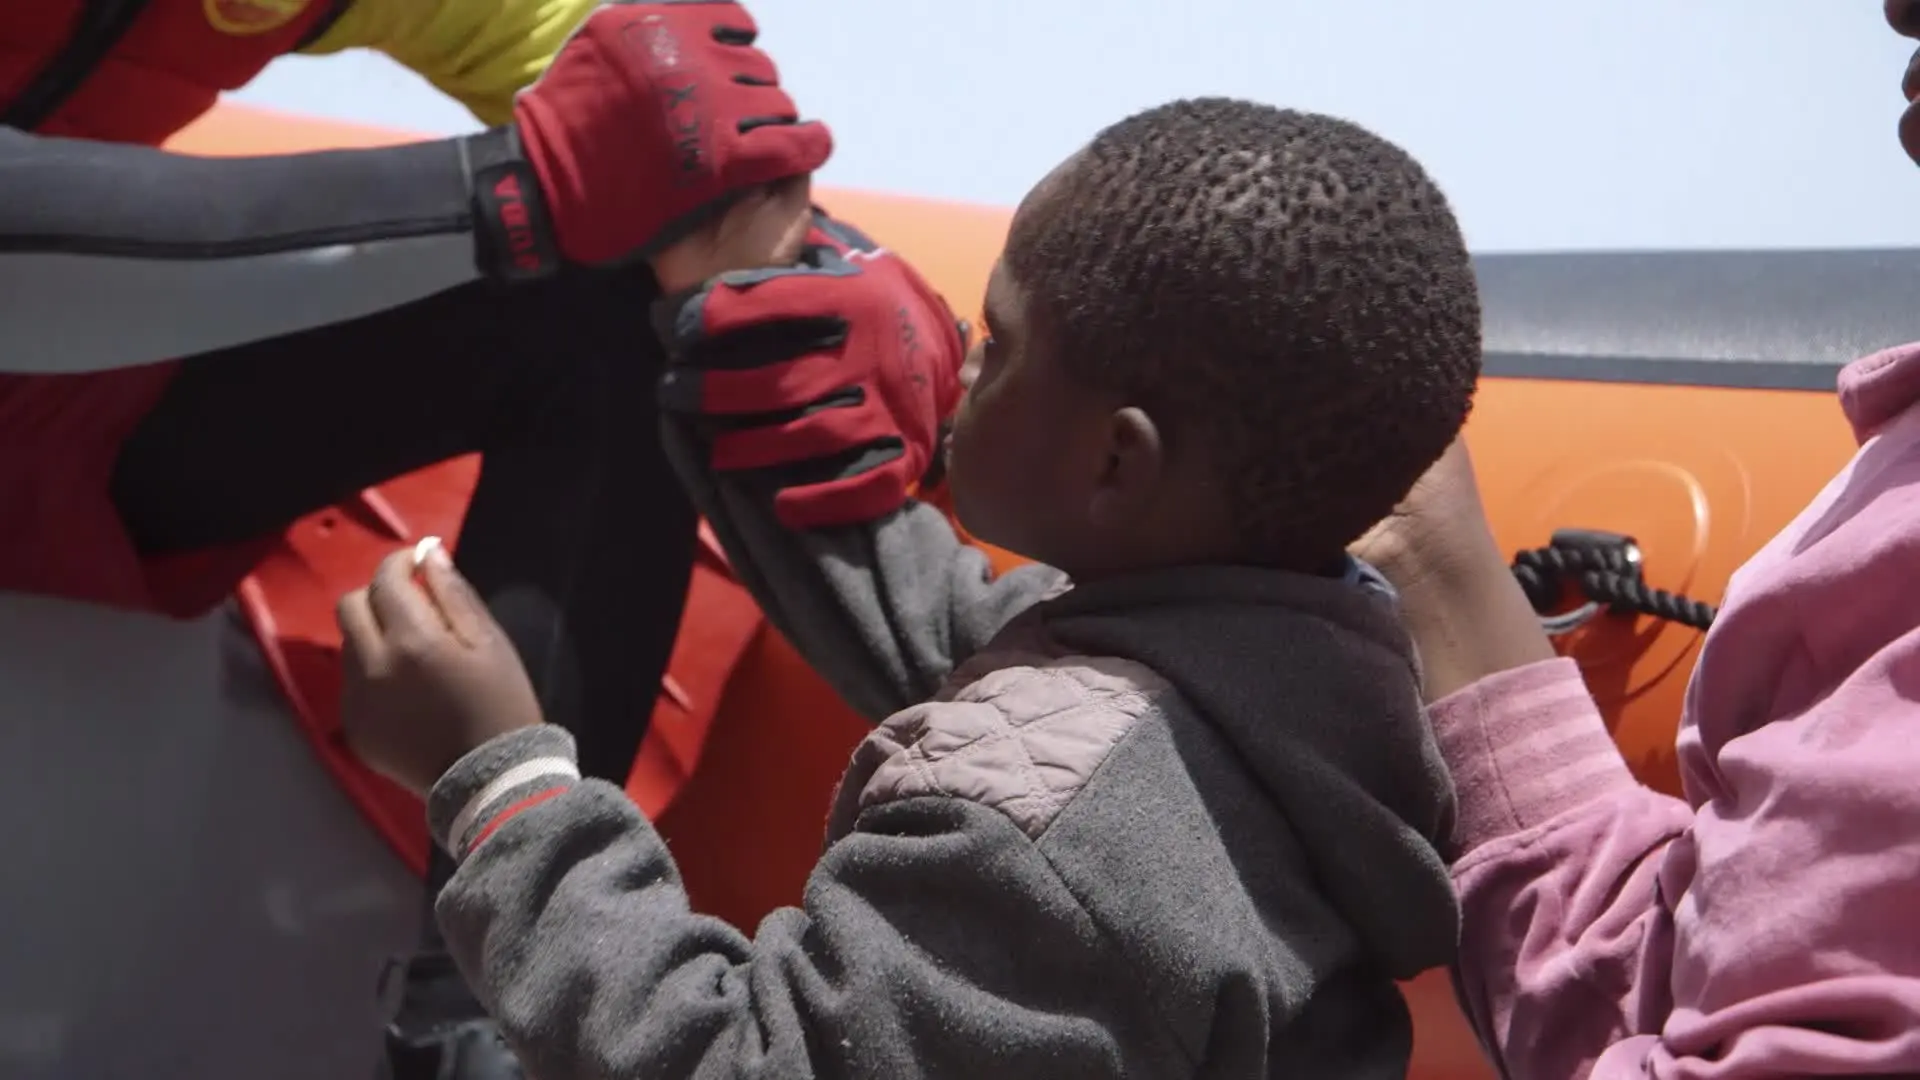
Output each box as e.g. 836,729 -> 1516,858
232,0 -> 1920,253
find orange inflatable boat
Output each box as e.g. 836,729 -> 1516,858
164,103 -> 1920,1080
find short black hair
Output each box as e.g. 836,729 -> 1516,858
1005,97 -> 1481,567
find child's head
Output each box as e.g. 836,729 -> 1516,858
946,98 -> 1481,580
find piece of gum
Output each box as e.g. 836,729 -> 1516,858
411,535 -> 444,569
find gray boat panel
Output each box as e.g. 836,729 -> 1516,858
0,597 -> 415,1080
1475,247 -> 1920,390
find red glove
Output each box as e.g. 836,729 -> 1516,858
463,1 -> 833,279
656,212 -> 968,529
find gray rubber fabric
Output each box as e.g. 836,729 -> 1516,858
0,235 -> 481,375
0,596 -> 417,1080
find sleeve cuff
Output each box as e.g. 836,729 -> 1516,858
428,725 -> 581,862
1426,658 -> 1640,857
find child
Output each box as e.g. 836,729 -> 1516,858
339,98 -> 1483,1077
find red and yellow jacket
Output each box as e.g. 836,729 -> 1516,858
0,0 -> 599,144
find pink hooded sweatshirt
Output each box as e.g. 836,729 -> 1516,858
1430,341 -> 1920,1079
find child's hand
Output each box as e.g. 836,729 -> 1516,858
649,175 -> 816,295
336,540 -> 545,797
1350,436 -> 1493,581
1351,438 -> 1555,701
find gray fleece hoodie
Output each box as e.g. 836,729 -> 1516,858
424,429 -> 1462,1078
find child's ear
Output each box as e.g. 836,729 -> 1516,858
1088,406 -> 1164,529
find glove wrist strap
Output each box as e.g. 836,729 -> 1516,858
462,126 -> 563,283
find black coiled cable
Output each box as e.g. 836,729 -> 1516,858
1510,530 -> 1717,632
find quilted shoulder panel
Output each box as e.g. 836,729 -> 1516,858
857,655 -> 1168,839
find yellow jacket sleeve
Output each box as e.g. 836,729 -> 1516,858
299,0 -> 601,127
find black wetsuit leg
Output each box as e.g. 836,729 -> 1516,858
108,264 -> 695,1080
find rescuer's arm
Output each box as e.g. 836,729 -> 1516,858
0,126 -> 490,374
0,1 -> 827,375
657,214 -> 1068,721
300,0 -> 598,127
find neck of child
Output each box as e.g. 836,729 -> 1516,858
1053,536 -> 1344,584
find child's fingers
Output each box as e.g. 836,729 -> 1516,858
336,588 -> 388,673
367,546 -> 445,644
765,175 -> 814,265
654,180 -> 814,293
413,539 -> 496,647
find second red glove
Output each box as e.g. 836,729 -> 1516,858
656,212 -> 968,529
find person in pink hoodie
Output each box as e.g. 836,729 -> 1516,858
1351,6 -> 1920,1075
